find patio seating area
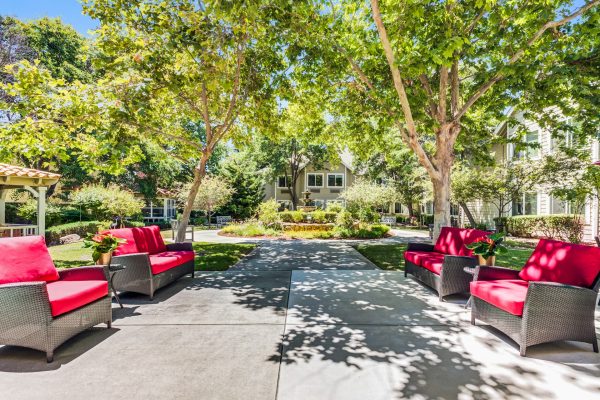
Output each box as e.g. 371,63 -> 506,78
0,237 -> 598,399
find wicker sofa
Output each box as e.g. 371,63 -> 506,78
104,226 -> 195,300
0,236 -> 112,362
404,227 -> 489,300
470,238 -> 600,356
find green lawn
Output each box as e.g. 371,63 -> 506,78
354,243 -> 534,271
48,241 -> 256,271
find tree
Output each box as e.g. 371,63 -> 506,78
341,178 -> 397,222
217,151 -> 265,220
177,176 -> 234,227
82,0 -> 288,242
71,184 -> 144,226
283,0 -> 600,238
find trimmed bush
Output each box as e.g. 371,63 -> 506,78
333,224 -> 390,239
506,215 -> 584,243
395,214 -> 410,224
221,221 -> 280,237
326,203 -> 344,213
282,223 -> 334,232
258,200 -> 280,227
336,210 -> 355,229
45,220 -> 112,245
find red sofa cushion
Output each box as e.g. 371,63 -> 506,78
140,225 -> 167,254
404,251 -> 438,266
518,239 -> 600,288
46,280 -> 108,317
104,228 -> 147,255
434,227 -> 488,256
421,255 -> 444,275
470,279 -> 529,316
149,251 -> 195,275
0,236 -> 59,284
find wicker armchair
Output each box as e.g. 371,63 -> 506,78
470,239 -> 600,356
105,226 -> 195,300
0,236 -> 112,362
404,227 -> 488,300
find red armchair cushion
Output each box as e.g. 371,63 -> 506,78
140,225 -> 167,254
470,279 -> 529,316
518,239 -> 600,288
46,280 -> 108,317
434,227 -> 488,256
148,251 -> 195,275
0,236 -> 59,284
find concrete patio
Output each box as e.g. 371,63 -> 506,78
0,240 -> 599,399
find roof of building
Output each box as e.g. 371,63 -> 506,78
0,163 -> 61,186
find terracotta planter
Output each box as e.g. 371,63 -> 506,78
96,252 -> 113,266
477,255 -> 496,266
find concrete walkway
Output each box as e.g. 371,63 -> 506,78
1,239 -> 599,400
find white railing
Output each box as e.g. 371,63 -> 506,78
0,224 -> 38,237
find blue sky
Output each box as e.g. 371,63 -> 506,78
0,0 -> 97,35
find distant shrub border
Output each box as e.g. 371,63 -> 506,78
279,211 -> 337,224
221,221 -> 390,240
506,214 -> 584,243
45,221 -> 112,245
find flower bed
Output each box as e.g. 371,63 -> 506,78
282,223 -> 335,232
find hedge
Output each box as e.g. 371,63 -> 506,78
45,220 -> 112,245
506,215 -> 584,243
279,211 -> 337,223
282,223 -> 335,232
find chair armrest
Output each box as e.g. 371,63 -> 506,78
524,281 -> 598,320
0,281 -> 52,323
473,266 -> 521,282
59,266 -> 109,281
166,242 -> 194,252
406,242 -> 435,252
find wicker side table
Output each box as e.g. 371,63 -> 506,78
463,266 -> 477,309
108,264 -> 126,308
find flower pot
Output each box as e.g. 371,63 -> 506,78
477,255 -> 496,266
96,252 -> 113,266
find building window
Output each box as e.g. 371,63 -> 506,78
326,199 -> 345,208
394,202 -> 404,214
513,193 -> 538,215
514,130 -> 539,160
277,176 -> 289,188
327,173 -> 344,187
307,173 -> 323,187
550,195 -> 567,214
313,199 -> 325,209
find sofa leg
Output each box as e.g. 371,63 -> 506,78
46,351 -> 54,363
593,340 -> 598,353
107,320 -> 112,329
470,312 -> 475,325
519,345 -> 527,357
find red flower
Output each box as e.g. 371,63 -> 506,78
92,234 -> 105,243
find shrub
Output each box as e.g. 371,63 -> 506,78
71,184 -> 144,223
286,230 -> 333,239
45,220 -> 112,245
221,221 -> 279,237
336,210 -> 355,229
282,223 -> 334,232
333,224 -> 390,239
290,210 -> 304,223
395,214 -> 410,224
17,200 -> 63,227
258,200 -> 280,227
506,215 -> 584,243
124,220 -> 145,228
311,210 -> 326,223
325,203 -> 343,213
421,213 -> 434,225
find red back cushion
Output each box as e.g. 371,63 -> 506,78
103,228 -> 144,255
0,236 -> 59,284
141,225 -> 167,254
434,227 -> 489,256
518,239 -> 600,288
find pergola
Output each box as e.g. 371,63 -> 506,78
0,163 -> 61,237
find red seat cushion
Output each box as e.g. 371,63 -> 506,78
103,228 -> 147,255
0,236 -> 59,284
140,225 -> 167,254
46,280 -> 108,317
518,239 -> 600,288
470,279 -> 529,316
421,255 -> 444,275
434,227 -> 489,256
148,251 -> 195,275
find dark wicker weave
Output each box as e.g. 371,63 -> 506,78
0,266 -> 112,362
471,265 -> 600,356
110,242 -> 195,300
404,242 -> 478,301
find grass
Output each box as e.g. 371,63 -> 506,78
48,241 -> 256,271
354,243 -> 534,271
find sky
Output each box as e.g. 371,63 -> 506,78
0,0 -> 97,35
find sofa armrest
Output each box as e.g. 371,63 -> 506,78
443,255 -> 478,268
406,242 -> 435,252
59,266 -> 109,281
473,266 -> 521,282
523,281 -> 598,322
111,253 -> 152,277
0,281 -> 52,324
166,242 -> 194,252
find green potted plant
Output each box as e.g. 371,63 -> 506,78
83,233 -> 126,265
466,232 -> 508,266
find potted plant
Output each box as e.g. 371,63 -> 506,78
83,233 -> 126,265
466,232 -> 508,266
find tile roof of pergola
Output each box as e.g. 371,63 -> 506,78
0,163 -> 61,187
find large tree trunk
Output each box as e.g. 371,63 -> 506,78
176,156 -> 208,242
407,202 -> 414,218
